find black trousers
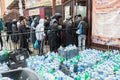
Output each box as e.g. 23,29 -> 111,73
0,32 -> 3,47
20,37 -> 32,54
6,32 -> 12,42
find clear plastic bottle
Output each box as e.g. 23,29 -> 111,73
0,74 -> 2,80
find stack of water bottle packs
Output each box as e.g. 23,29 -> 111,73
26,45 -> 120,80
58,45 -> 78,60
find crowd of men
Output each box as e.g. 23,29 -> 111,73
0,13 -> 88,55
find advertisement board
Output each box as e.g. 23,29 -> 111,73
92,0 -> 120,47
29,8 -> 40,16
25,0 -> 61,9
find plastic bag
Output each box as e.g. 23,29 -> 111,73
76,24 -> 82,34
34,40 -> 39,49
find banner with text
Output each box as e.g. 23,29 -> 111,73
29,8 -> 40,16
25,0 -> 61,9
92,0 -> 120,47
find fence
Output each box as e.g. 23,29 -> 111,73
0,30 -> 50,55
0,28 -> 119,54
0,28 -> 78,54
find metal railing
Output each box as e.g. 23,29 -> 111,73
0,28 -> 78,54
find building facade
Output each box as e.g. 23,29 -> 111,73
0,0 -> 13,18
62,0 -> 86,19
3,0 -> 25,21
25,0 -> 62,18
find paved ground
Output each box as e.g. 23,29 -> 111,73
30,44 -> 50,55
1,32 -> 50,55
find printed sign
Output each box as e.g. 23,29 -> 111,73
25,0 -> 61,9
29,8 -> 40,16
92,0 -> 120,47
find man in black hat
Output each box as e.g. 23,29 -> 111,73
62,15 -> 74,47
48,18 -> 60,52
18,16 -> 32,54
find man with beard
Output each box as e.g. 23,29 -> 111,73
18,16 -> 32,54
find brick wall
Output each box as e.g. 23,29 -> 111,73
3,9 -> 20,21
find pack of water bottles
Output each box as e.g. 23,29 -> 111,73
0,51 -> 9,63
0,76 -> 14,80
0,63 -> 9,73
26,52 -> 74,80
58,45 -> 78,60
26,48 -> 120,80
68,49 -> 120,80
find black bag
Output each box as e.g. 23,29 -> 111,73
8,48 -> 29,69
9,48 -> 29,63
8,59 -> 27,69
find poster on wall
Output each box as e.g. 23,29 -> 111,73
29,8 -> 40,16
25,0 -> 50,8
25,0 -> 61,9
92,0 -> 120,47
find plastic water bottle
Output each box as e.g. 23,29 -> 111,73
2,62 -> 9,72
25,48 -> 120,80
0,74 -> 2,79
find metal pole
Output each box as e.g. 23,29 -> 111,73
52,0 -> 56,16
73,0 -> 75,21
76,0 -> 77,15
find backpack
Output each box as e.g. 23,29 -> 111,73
76,22 -> 83,34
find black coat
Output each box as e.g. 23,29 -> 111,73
62,21 -> 74,47
44,20 -> 50,31
48,23 -> 59,51
44,20 -> 50,40
61,21 -> 66,46
5,21 -> 12,34
11,21 -> 19,43
80,21 -> 88,35
74,20 -> 81,28
19,24 -> 28,48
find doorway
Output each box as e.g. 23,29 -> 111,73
62,0 -> 87,19
74,0 -> 87,19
